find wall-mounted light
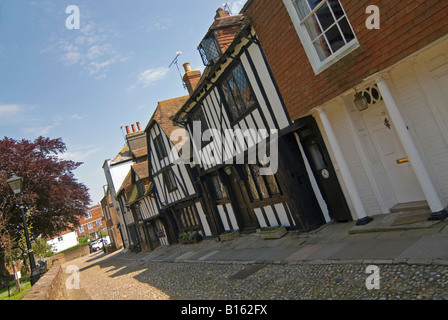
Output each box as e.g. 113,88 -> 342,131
354,91 -> 369,111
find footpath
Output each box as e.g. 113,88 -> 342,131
117,210 -> 448,267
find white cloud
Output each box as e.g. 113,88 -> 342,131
44,13 -> 124,80
59,145 -> 103,162
23,122 -> 60,136
230,0 -> 247,14
143,16 -> 174,33
137,67 -> 169,87
0,104 -> 21,118
70,114 -> 83,120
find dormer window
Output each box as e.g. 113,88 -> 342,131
198,34 -> 222,66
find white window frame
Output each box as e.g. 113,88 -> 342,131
87,222 -> 93,230
283,0 -> 360,74
84,211 -> 92,220
95,218 -> 102,226
78,225 -> 85,233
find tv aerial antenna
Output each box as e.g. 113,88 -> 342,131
169,51 -> 186,90
223,2 -> 232,14
120,124 -> 127,144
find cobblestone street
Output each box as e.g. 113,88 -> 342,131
63,250 -> 448,301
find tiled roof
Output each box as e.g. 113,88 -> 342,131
132,147 -> 147,159
111,145 -> 133,164
146,96 -> 190,149
132,161 -> 149,180
209,14 -> 244,31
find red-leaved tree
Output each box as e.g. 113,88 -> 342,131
0,136 -> 91,287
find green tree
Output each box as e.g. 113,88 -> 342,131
0,136 -> 91,287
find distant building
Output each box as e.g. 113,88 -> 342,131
102,144 -> 134,248
46,230 -> 78,253
100,187 -> 124,250
77,204 -> 107,239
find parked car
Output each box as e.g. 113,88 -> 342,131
90,240 -> 104,252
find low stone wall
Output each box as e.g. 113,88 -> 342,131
21,262 -> 67,300
50,244 -> 90,265
21,245 -> 90,300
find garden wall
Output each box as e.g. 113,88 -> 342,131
21,262 -> 67,300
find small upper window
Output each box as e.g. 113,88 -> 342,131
198,34 -> 222,66
163,169 -> 177,193
284,0 -> 358,74
220,63 -> 256,121
154,134 -> 168,160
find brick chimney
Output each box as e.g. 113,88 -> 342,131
215,8 -> 230,19
183,62 -> 201,95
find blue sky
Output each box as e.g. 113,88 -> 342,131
0,0 -> 246,206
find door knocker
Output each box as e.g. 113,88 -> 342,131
321,169 -> 330,179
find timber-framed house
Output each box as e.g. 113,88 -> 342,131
144,97 -> 213,242
115,123 -> 170,251
174,8 -> 330,236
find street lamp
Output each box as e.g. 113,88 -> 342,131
6,174 -> 40,286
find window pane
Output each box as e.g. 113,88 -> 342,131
338,17 -> 355,43
210,175 -> 227,199
307,0 -> 322,11
251,165 -> 269,199
265,174 -> 280,195
155,135 -> 167,159
304,15 -> 322,41
329,0 -> 344,20
313,35 -> 332,61
245,165 -> 260,200
191,107 -> 209,135
228,77 -> 244,114
221,63 -> 256,120
233,64 -> 255,111
316,3 -> 335,31
308,141 -> 327,170
326,24 -> 345,53
201,36 -> 220,63
164,170 -> 177,191
293,0 -> 311,20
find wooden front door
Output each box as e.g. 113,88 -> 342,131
297,117 -> 352,222
225,166 -> 259,232
145,222 -> 160,250
362,102 -> 425,203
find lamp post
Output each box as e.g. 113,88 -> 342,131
6,174 -> 40,286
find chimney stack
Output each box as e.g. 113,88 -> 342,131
215,8 -> 230,19
183,62 -> 201,96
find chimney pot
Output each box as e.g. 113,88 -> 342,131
183,62 -> 192,73
126,126 -> 131,134
136,122 -> 142,131
131,124 -> 136,132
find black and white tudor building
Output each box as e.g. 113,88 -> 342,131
144,97 -> 213,241
174,10 -> 332,236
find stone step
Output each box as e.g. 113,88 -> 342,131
390,201 -> 430,213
